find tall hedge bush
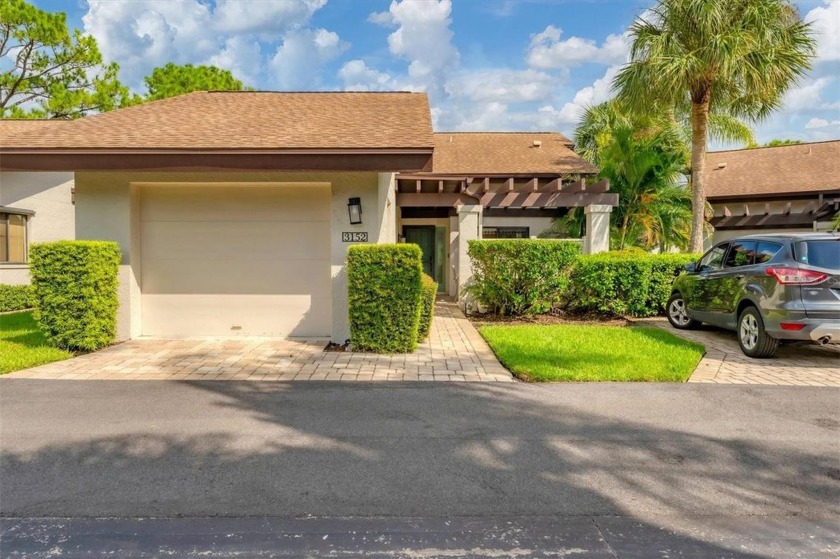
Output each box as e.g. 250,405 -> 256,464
347,244 -> 423,353
0,284 -> 36,312
418,274 -> 438,340
568,251 -> 699,317
29,241 -> 121,351
467,240 -> 581,315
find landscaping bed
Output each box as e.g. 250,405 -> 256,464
479,323 -> 704,382
0,311 -> 73,374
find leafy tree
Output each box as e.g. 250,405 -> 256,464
0,0 -> 130,118
759,138 -> 802,148
143,63 -> 247,101
614,0 -> 816,252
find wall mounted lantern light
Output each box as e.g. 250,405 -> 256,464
348,197 -> 363,225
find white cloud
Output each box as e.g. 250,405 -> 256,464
804,117 -> 840,129
806,1 -> 840,63
82,0 -> 339,92
270,29 -> 348,89
444,69 -> 555,104
385,0 -> 459,95
213,0 -> 326,34
205,37 -> 263,87
527,25 -> 629,68
367,10 -> 395,27
782,77 -> 835,111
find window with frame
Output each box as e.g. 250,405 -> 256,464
482,226 -> 530,239
699,243 -> 728,271
724,241 -> 757,267
0,212 -> 29,263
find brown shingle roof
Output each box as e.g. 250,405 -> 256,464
706,140 -> 840,199
431,132 -> 597,175
0,119 -> 70,147
1,91 -> 434,151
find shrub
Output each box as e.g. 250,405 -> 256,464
0,284 -> 36,312
467,240 -> 581,315
568,251 -> 699,317
29,241 -> 121,351
418,274 -> 438,340
347,244 -> 423,353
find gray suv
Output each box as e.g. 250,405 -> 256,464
667,233 -> 840,358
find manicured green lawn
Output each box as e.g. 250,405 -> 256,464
480,324 -> 704,382
0,311 -> 72,374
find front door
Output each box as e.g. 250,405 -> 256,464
404,226 -> 436,280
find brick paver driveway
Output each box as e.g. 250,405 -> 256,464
7,300 -> 513,382
642,318 -> 840,386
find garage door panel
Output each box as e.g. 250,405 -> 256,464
141,186 -> 330,222
140,184 -> 331,337
141,221 -> 330,261
142,294 -> 331,337
142,258 -> 330,295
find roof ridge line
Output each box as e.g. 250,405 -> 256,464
709,139 -> 840,154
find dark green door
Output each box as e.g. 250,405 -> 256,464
404,226 -> 436,280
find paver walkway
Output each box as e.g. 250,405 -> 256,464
640,318 -> 840,386
6,300 -> 513,382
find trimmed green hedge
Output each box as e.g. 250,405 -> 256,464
30,241 -> 121,351
467,240 -> 581,315
418,274 -> 438,340
568,251 -> 699,317
0,284 -> 36,312
347,244 -> 423,353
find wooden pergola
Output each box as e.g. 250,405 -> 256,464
709,192 -> 840,230
395,173 -> 618,209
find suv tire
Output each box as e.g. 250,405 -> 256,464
667,293 -> 699,330
738,306 -> 779,358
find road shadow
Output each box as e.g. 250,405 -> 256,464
1,380 -> 838,557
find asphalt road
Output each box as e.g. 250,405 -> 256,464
1,379 -> 839,557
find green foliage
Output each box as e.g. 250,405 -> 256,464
479,324 -> 704,382
0,0 -> 130,118
143,63 -> 248,101
754,138 -> 803,148
418,274 -> 438,340
29,241 -> 121,351
0,284 -> 36,312
568,251 -> 699,317
347,244 -> 423,353
467,240 -> 581,315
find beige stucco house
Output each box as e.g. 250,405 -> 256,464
707,140 -> 839,244
0,91 -> 615,343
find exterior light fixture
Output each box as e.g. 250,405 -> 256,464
348,197 -> 362,225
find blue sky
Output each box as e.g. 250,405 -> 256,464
33,0 -> 840,146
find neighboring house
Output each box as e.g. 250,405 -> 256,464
0,120 -> 76,285
706,140 -> 840,244
0,91 -> 615,343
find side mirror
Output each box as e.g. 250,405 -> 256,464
684,262 -> 697,273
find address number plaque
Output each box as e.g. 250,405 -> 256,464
342,232 -> 368,243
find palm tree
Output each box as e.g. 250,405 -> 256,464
614,0 -> 816,252
598,127 -> 691,250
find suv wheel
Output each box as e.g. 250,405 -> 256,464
667,293 -> 699,329
738,306 -> 779,358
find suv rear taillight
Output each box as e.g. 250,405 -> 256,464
765,266 -> 829,285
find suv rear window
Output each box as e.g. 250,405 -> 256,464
793,240 -> 840,270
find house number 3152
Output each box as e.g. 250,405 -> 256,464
342,232 -> 368,242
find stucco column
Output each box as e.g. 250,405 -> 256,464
583,204 -> 612,254
455,204 -> 482,307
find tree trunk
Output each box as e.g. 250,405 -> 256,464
689,96 -> 710,253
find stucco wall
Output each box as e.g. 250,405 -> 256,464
0,171 -> 75,285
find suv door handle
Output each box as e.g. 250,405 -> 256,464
734,274 -> 745,280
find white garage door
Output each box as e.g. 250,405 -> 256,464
140,184 -> 331,337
